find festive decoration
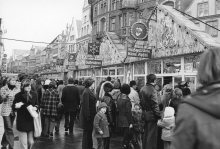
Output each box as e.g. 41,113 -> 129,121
68,53 -> 77,62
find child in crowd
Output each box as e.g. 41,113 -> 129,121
131,104 -> 144,149
93,102 -> 110,149
157,107 -> 175,149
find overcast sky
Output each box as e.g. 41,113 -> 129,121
0,0 -> 84,56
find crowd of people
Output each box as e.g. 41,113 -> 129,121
0,47 -> 220,149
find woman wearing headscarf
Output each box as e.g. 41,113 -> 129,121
172,48 -> 220,149
0,77 -> 20,149
79,78 -> 96,149
12,79 -> 38,149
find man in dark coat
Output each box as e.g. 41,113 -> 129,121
61,78 -> 80,134
139,74 -> 161,149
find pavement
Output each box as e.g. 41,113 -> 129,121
0,115 -> 122,149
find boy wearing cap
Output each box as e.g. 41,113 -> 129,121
93,102 -> 110,149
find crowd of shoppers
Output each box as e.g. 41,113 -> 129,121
1,47 -> 220,149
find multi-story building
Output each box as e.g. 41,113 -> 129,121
184,0 -> 220,41
74,0 -> 220,91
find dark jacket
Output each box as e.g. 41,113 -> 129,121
93,112 -> 109,138
41,88 -> 59,117
102,92 -> 115,125
79,88 -> 97,130
77,85 -> 85,103
172,83 -> 220,149
139,83 -> 161,121
13,91 -> 38,132
116,93 -> 133,127
61,85 -> 80,112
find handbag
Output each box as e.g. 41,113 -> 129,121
27,105 -> 38,118
34,112 -> 42,137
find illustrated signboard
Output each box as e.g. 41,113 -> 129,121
85,59 -> 102,66
88,43 -> 100,55
130,22 -> 148,40
56,59 -> 64,66
68,53 -> 77,62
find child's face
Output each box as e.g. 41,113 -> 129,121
100,107 -> 107,113
134,105 -> 141,112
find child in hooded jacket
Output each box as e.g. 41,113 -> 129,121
93,102 -> 110,149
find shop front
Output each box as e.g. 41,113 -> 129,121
74,5 -> 220,91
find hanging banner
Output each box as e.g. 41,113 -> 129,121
127,47 -> 152,58
68,53 -> 77,62
131,22 -> 148,40
88,43 -> 100,55
85,59 -> 102,66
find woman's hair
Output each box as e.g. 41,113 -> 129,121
147,74 -> 156,84
173,88 -> 183,99
84,78 -> 95,88
120,84 -> 131,95
197,48 -> 220,86
21,79 -> 31,93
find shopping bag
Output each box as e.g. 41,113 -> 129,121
34,113 -> 42,137
27,105 -> 38,118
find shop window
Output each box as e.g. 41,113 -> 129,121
197,2 -> 209,17
117,67 -> 124,75
163,58 -> 181,74
216,0 -> 220,14
206,20 -> 218,37
102,68 -> 108,76
109,69 -> 116,75
134,62 -> 145,75
148,60 -> 161,74
184,55 -> 200,73
95,68 -> 101,76
123,13 -> 127,26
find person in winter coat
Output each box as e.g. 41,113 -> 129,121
169,88 -> 183,115
93,102 -> 110,149
12,79 -> 38,149
117,84 -> 133,149
172,47 -> 220,149
61,78 -> 80,134
79,78 -> 96,149
0,77 -> 20,149
128,80 -> 140,111
157,107 -> 175,149
139,74 -> 161,149
41,81 -> 59,138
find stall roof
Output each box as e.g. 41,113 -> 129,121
160,5 -> 220,48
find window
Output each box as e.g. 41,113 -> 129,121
123,13 -> 127,26
119,15 -> 123,27
94,5 -> 98,16
197,2 -> 209,17
104,2 -> 107,13
112,0 -> 116,10
206,20 -> 218,37
111,18 -> 116,31
93,22 -> 98,34
217,0 -> 220,14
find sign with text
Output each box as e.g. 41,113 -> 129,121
127,48 -> 152,58
85,59 -> 102,66
88,43 -> 100,55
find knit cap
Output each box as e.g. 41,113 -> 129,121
98,102 -> 108,111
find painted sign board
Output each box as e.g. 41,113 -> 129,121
127,48 -> 152,58
85,59 -> 102,66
